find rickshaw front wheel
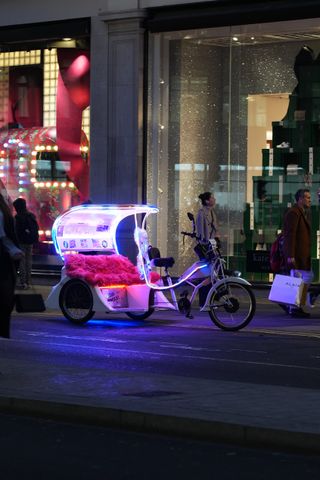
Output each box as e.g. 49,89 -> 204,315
59,279 -> 94,324
126,308 -> 154,321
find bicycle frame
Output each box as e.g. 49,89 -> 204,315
150,241 -> 251,315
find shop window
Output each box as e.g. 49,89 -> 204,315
0,45 -> 90,263
148,20 -> 320,281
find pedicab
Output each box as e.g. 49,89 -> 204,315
46,203 -> 256,331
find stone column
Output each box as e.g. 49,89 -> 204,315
90,13 -> 145,204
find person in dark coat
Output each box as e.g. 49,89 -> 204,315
13,197 -> 39,289
0,192 -> 23,338
283,188 -> 312,279
282,188 -> 312,315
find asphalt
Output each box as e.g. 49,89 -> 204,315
1,282 -> 320,453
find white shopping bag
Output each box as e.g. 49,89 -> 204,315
268,274 -> 306,307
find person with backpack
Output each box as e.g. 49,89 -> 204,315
283,188 -> 312,279
13,197 -> 39,290
282,188 -> 313,316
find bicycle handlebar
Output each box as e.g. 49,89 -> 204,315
181,231 -> 198,239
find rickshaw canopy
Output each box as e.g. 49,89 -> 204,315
52,204 -> 159,257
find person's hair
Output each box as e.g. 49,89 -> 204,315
0,192 -> 13,226
295,188 -> 310,202
13,197 -> 27,214
198,192 -> 212,206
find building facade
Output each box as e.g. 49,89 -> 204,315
1,0 -> 320,279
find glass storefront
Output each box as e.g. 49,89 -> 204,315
0,42 -> 90,267
147,18 -> 320,281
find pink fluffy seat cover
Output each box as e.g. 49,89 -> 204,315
64,254 -> 160,286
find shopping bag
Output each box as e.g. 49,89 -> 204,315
15,294 -> 46,313
268,274 -> 306,307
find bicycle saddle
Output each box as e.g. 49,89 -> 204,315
152,257 -> 175,268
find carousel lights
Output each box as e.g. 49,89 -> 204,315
33,181 -> 77,189
31,160 -> 37,165
34,145 -> 57,152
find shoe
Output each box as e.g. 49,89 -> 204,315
289,308 -> 310,318
278,304 -> 290,314
276,141 -> 290,148
17,284 -> 30,290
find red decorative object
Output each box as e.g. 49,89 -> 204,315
56,49 -> 90,201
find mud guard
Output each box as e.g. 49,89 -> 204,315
200,277 -> 252,312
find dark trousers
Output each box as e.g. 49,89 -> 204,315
199,284 -> 211,308
0,271 -> 16,338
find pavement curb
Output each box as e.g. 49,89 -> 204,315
0,395 -> 320,453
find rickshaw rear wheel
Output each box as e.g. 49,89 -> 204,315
126,308 -> 154,321
59,279 -> 94,324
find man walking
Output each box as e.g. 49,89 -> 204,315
282,188 -> 312,314
283,188 -> 312,278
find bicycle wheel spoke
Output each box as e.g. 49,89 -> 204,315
208,282 -> 255,331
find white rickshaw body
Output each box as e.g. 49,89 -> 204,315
46,203 -> 175,318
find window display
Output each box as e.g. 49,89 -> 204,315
0,46 -> 90,259
148,20 -> 320,281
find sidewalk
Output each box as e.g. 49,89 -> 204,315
1,282 -> 320,452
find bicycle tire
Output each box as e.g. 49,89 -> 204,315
208,281 -> 256,331
59,279 -> 94,324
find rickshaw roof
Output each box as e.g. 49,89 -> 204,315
74,204 -> 159,214
52,203 -> 159,257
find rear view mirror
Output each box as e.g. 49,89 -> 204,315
187,212 -> 194,222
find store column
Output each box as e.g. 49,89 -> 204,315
90,14 -> 145,204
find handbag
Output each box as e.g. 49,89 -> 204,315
15,293 -> 46,313
268,273 -> 307,307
